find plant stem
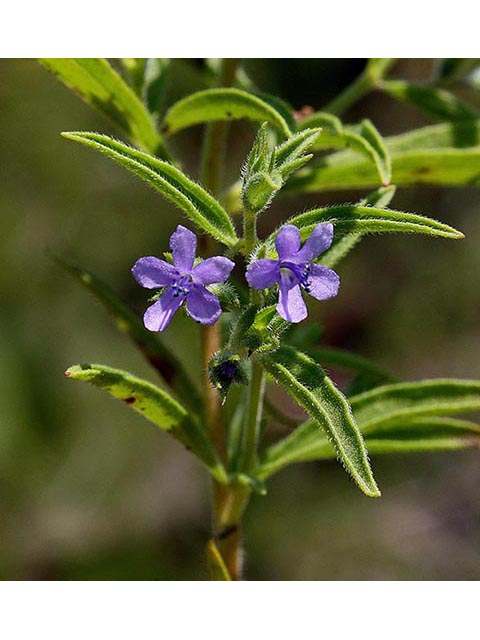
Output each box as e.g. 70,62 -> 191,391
324,59 -> 396,116
212,483 -> 249,580
241,204 -> 266,472
242,359 -> 266,472
199,58 -> 245,579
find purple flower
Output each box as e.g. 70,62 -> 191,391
132,225 -> 234,332
246,223 -> 339,323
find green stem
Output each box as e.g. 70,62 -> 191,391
324,73 -> 373,116
199,58 -> 245,579
242,359 -> 266,472
324,59 -> 396,117
243,206 -> 257,257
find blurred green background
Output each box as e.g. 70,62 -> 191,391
0,59 -> 479,580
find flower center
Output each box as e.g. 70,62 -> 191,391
170,275 -> 192,298
279,261 -> 312,292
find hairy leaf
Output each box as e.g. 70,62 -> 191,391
319,186 -> 397,268
381,79 -> 478,121
65,364 -> 226,481
225,121 -> 480,208
259,416 -> 480,477
39,58 -> 167,156
57,259 -> 202,411
62,132 -> 238,247
350,379 -> 480,434
286,120 -> 480,193
259,346 -> 380,497
298,116 -> 391,185
162,88 -> 292,137
263,206 -> 463,259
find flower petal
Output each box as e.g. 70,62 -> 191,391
191,256 -> 235,285
246,259 -> 279,289
307,264 -> 340,301
295,223 -> 334,262
275,225 -> 301,259
170,225 -> 197,273
143,289 -> 184,332
277,282 -> 307,323
132,256 -> 178,289
186,285 -> 222,325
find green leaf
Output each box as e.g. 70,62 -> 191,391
263,206 -> 463,259
298,116 -> 391,185
207,540 -> 232,581
298,111 -> 343,134
162,88 -> 292,138
259,346 -> 380,497
319,186 -> 397,269
241,125 -> 321,213
355,119 -> 392,185
56,258 -> 202,412
39,58 -> 167,156
259,416 -> 480,477
66,363 -> 226,482
62,132 -> 238,247
381,79 -> 478,121
273,128 -> 323,180
350,379 -> 480,434
286,120 -> 480,193
362,418 -> 480,455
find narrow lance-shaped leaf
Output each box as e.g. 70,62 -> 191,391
286,120 -> 480,194
260,205 -> 462,261
259,346 -> 380,497
62,132 -> 239,247
57,258 -> 202,412
320,185 -> 397,269
298,116 -> 391,185
65,364 -> 227,483
225,121 -> 480,207
39,58 -> 167,157
380,79 -> 478,122
350,379 -> 480,434
259,416 -> 480,478
162,88 -> 292,138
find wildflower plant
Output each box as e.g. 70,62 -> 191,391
42,58 -> 480,580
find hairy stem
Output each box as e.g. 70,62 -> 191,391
242,359 -> 266,472
199,58 -> 244,579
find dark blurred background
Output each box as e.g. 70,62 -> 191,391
0,59 -> 478,580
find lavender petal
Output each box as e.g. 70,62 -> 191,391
191,256 -> 235,285
186,285 -> 222,325
275,224 -> 301,259
131,256 -> 178,289
143,289 -> 184,332
170,225 -> 197,273
277,281 -> 307,323
246,259 -> 279,289
307,264 -> 340,300
295,223 -> 334,262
